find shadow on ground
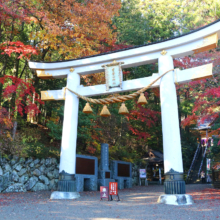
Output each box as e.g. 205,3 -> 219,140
0,184 -> 219,220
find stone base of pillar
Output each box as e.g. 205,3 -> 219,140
51,171 -> 80,199
157,194 -> 194,205
164,169 -> 186,194
164,180 -> 186,194
50,191 -> 80,200
57,171 -> 77,192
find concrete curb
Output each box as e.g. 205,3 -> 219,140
157,194 -> 194,205
50,191 -> 80,200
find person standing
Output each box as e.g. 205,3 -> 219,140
200,170 -> 205,183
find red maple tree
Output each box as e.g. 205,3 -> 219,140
174,48 -> 220,135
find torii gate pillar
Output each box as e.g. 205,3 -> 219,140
51,73 -> 81,200
159,55 -> 184,192
158,54 -> 193,205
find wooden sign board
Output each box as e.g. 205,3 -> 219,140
100,186 -> 109,201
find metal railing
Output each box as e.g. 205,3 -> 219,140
186,143 -> 201,181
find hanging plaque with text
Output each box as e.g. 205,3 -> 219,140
102,60 -> 124,91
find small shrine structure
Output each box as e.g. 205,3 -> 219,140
143,149 -> 163,184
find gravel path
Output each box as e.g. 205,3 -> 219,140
0,184 -> 219,220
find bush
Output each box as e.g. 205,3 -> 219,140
24,141 -> 60,158
0,124 -> 60,158
109,145 -> 136,163
46,120 -> 62,141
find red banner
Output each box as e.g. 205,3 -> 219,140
109,182 -> 118,195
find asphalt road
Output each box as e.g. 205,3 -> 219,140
0,184 -> 219,220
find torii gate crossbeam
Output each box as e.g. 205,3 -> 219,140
29,19 -> 220,205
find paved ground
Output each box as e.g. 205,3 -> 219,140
0,184 -> 219,220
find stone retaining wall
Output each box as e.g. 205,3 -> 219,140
0,156 -> 59,193
0,156 -> 145,193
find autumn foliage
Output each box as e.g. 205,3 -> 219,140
26,0 -> 121,60
174,49 -> 220,134
1,0 -> 220,164
0,76 -> 42,117
0,41 -> 38,59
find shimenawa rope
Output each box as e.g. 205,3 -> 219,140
64,69 -> 174,105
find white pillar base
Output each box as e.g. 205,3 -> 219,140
50,191 -> 80,200
157,194 -> 194,205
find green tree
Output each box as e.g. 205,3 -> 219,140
110,0 -> 220,165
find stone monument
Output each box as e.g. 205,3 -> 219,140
98,143 -> 115,188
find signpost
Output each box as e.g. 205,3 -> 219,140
100,186 -> 109,201
109,182 -> 120,201
139,169 -> 148,186
139,169 -> 146,178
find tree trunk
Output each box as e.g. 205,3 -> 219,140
12,121 -> 17,140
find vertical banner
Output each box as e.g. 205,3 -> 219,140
207,158 -> 211,171
109,182 -> 118,195
159,168 -> 162,184
206,158 -> 211,183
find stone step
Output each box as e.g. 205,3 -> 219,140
148,181 -> 162,185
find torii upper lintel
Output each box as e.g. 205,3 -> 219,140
29,19 -> 220,77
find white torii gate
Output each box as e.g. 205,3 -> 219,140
29,19 -> 220,205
